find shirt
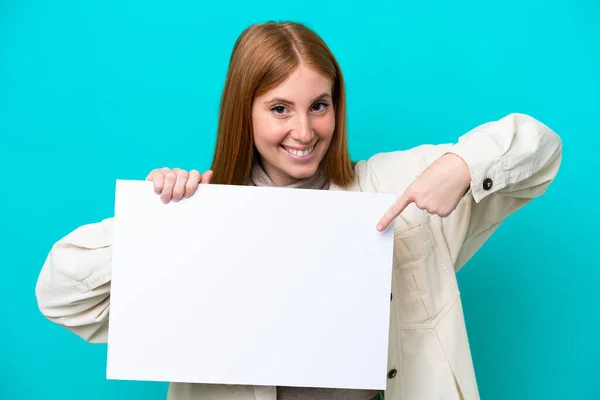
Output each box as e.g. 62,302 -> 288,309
277,387 -> 380,400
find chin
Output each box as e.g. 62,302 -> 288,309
284,163 -> 321,179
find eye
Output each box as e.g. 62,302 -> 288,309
311,101 -> 329,112
271,105 -> 288,115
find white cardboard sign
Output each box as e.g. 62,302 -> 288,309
107,180 -> 395,390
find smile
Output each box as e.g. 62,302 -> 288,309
281,144 -> 316,159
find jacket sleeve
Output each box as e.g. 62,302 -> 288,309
358,113 -> 563,272
35,218 -> 114,343
441,113 -> 562,271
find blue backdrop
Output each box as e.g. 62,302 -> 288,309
1,1 -> 598,399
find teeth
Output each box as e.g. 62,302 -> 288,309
285,146 -> 313,157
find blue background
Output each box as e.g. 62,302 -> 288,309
1,1 -> 598,399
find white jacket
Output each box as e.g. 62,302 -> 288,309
35,113 -> 563,399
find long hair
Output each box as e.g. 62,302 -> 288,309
209,21 -> 355,186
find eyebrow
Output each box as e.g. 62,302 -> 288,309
265,93 -> 332,105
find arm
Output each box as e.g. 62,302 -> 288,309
35,218 -> 114,343
441,112 -> 563,271
35,168 -> 214,343
360,113 -> 562,270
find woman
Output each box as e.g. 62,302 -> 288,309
35,21 -> 563,400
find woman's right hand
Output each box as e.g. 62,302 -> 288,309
146,168 -> 213,204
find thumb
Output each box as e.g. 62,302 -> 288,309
201,170 -> 214,184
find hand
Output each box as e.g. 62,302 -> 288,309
376,153 -> 471,231
146,167 -> 213,204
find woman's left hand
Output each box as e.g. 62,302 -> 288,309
376,153 -> 472,231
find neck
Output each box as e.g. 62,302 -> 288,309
266,170 -> 301,187
248,160 -> 330,190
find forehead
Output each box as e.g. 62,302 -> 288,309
262,65 -> 333,100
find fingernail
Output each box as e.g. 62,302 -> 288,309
376,224 -> 383,231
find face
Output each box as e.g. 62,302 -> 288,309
251,64 -> 335,186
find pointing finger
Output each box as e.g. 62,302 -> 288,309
377,193 -> 413,232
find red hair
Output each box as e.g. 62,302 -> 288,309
210,21 -> 354,186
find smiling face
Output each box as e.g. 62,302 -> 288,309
251,64 -> 335,186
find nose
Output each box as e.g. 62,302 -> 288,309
289,114 -> 314,144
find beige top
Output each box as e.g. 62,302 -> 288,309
277,387 -> 379,399
35,113 -> 562,400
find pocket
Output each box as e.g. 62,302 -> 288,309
392,219 -> 458,328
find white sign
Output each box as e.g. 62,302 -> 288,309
107,180 -> 395,390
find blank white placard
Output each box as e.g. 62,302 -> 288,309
107,180 -> 396,390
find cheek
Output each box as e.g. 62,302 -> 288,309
315,113 -> 336,141
252,113 -> 287,149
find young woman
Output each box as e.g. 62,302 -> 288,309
36,21 -> 563,400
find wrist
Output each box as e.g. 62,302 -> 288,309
443,152 -> 472,192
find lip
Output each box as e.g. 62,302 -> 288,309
281,142 -> 318,162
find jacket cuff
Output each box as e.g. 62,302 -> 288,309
445,134 -> 507,203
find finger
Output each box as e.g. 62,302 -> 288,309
146,169 -> 166,194
161,170 -> 177,203
377,193 -> 413,232
184,170 -> 202,198
171,168 -> 189,202
200,170 -> 213,184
